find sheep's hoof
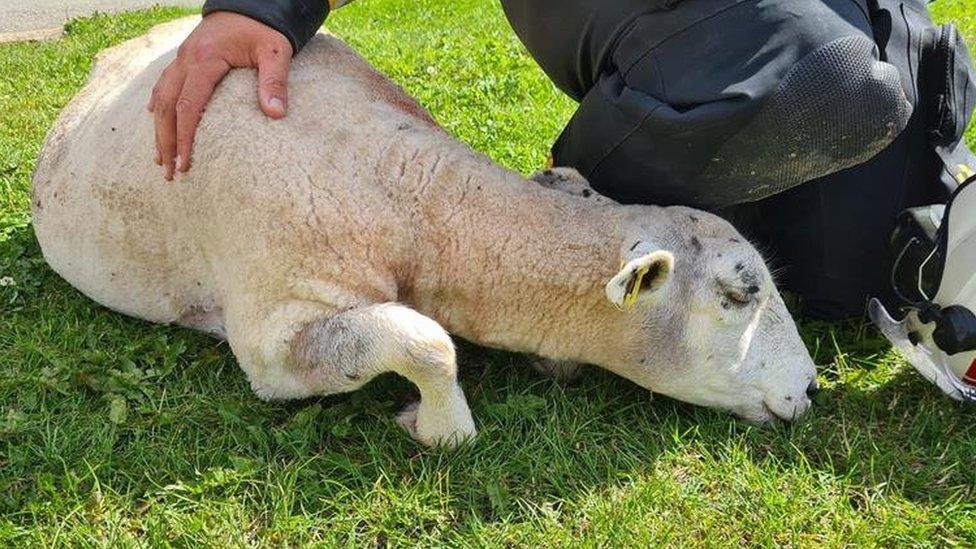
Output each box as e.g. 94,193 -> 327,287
531,358 -> 584,383
396,400 -> 421,433
396,400 -> 476,448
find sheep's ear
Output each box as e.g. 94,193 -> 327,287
605,249 -> 674,310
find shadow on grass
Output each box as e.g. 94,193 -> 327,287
2,222 -> 975,532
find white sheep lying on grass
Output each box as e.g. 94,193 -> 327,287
32,17 -> 817,447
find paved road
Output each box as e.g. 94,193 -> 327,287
0,0 -> 200,35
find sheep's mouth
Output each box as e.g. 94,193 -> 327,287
761,402 -> 794,423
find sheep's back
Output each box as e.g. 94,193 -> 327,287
31,16 -> 434,320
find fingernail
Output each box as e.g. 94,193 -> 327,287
269,97 -> 284,113
175,154 -> 184,171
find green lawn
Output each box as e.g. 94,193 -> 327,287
2,0 -> 976,545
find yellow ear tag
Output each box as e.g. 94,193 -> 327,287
621,261 -> 650,309
957,164 -> 975,184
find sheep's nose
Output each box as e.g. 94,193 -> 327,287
806,379 -> 820,397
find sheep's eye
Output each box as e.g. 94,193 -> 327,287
725,283 -> 762,305
718,279 -> 761,310
725,290 -> 752,306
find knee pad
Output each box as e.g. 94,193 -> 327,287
550,0 -> 917,209
702,35 -> 912,199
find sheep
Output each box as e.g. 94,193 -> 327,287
31,17 -> 817,447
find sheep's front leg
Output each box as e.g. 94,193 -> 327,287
287,303 -> 476,447
530,357 -> 585,383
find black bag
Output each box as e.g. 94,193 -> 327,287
745,0 -> 976,319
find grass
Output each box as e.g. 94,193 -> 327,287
2,0 -> 976,545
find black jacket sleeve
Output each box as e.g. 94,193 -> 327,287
202,0 -> 330,55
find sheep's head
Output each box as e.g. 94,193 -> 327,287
604,206 -> 817,423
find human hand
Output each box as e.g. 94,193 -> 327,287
148,11 -> 293,179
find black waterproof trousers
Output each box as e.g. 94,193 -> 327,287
502,0 -> 910,208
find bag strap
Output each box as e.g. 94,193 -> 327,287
865,0 -> 976,190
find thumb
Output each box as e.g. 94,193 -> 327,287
256,47 -> 290,119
